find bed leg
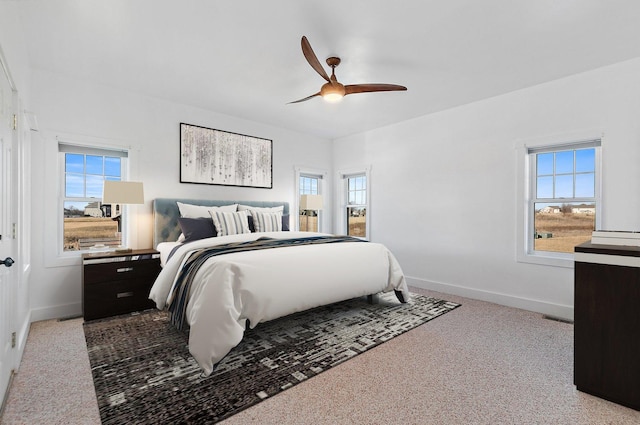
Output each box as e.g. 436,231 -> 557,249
394,290 -> 406,303
367,294 -> 376,304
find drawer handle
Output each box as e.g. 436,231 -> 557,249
117,267 -> 134,273
116,291 -> 134,298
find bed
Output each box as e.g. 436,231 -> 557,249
149,198 -> 410,376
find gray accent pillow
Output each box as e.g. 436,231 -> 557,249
178,217 -> 216,243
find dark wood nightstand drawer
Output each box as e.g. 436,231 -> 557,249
84,259 -> 160,284
82,249 -> 161,321
83,278 -> 156,321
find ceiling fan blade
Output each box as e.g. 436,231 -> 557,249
287,92 -> 321,104
344,84 -> 407,95
301,36 -> 331,83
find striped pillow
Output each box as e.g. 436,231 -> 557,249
250,210 -> 283,232
209,210 -> 251,236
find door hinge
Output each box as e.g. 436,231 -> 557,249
12,114 -> 17,130
11,223 -> 16,239
11,332 -> 16,348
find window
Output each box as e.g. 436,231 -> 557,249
59,143 -> 127,252
526,140 -> 601,258
300,175 -> 319,196
346,173 -> 367,238
299,173 -> 321,231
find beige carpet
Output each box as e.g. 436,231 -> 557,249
2,287 -> 640,424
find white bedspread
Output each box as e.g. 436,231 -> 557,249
156,241 -> 181,267
149,231 -> 409,376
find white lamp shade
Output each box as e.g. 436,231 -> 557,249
300,194 -> 323,210
102,181 -> 145,204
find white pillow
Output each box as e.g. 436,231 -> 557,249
237,204 -> 284,213
209,210 -> 251,236
177,202 -> 238,218
250,210 -> 283,232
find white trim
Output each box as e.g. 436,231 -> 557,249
515,130 -> 603,268
0,44 -> 17,91
58,142 -> 128,157
43,131 -> 139,268
293,166 -> 328,232
407,276 -> 574,321
575,252 -> 640,268
29,302 -> 81,323
336,165 -> 371,239
12,310 -> 30,370
54,131 -> 139,150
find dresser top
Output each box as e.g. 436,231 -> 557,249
82,248 -> 159,262
575,241 -> 640,257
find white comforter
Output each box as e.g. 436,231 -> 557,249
149,231 -> 409,376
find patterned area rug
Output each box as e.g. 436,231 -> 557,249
83,293 -> 459,424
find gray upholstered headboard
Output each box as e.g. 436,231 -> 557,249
153,198 -> 290,248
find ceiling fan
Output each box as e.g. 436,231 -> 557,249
289,36 -> 407,104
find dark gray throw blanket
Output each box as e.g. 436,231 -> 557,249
167,235 -> 366,330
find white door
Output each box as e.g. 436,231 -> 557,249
0,62 -> 16,406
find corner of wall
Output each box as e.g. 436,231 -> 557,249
407,276 -> 574,321
29,303 -> 82,323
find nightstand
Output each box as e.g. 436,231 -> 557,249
82,248 -> 161,321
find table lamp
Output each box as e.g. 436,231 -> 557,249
102,181 -> 144,252
299,194 -> 323,232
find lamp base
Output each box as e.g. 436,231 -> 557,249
89,244 -> 110,252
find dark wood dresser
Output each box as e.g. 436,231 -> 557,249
574,242 -> 640,411
82,249 -> 161,321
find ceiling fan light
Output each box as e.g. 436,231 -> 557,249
290,37 -> 407,105
320,82 -> 346,103
323,92 -> 344,102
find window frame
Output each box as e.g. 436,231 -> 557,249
338,166 -> 371,240
516,136 -> 602,268
44,134 -> 136,268
294,166 -> 327,232
59,144 -> 129,255
299,173 -> 322,232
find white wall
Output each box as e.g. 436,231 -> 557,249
333,58 -> 640,320
0,2 -> 31,103
29,69 -> 333,320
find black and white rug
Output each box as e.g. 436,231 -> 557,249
83,293 -> 459,424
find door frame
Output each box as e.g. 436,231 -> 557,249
0,44 -> 22,411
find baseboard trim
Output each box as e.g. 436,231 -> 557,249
0,370 -> 15,419
13,311 -> 31,369
29,302 -> 82,323
1,312 -> 32,410
406,276 -> 574,321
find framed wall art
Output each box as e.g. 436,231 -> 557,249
180,123 -> 273,188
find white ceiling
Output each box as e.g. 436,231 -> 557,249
14,0 -> 640,139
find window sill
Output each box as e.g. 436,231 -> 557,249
516,251 -> 574,268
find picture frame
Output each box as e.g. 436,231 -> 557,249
180,123 -> 273,188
